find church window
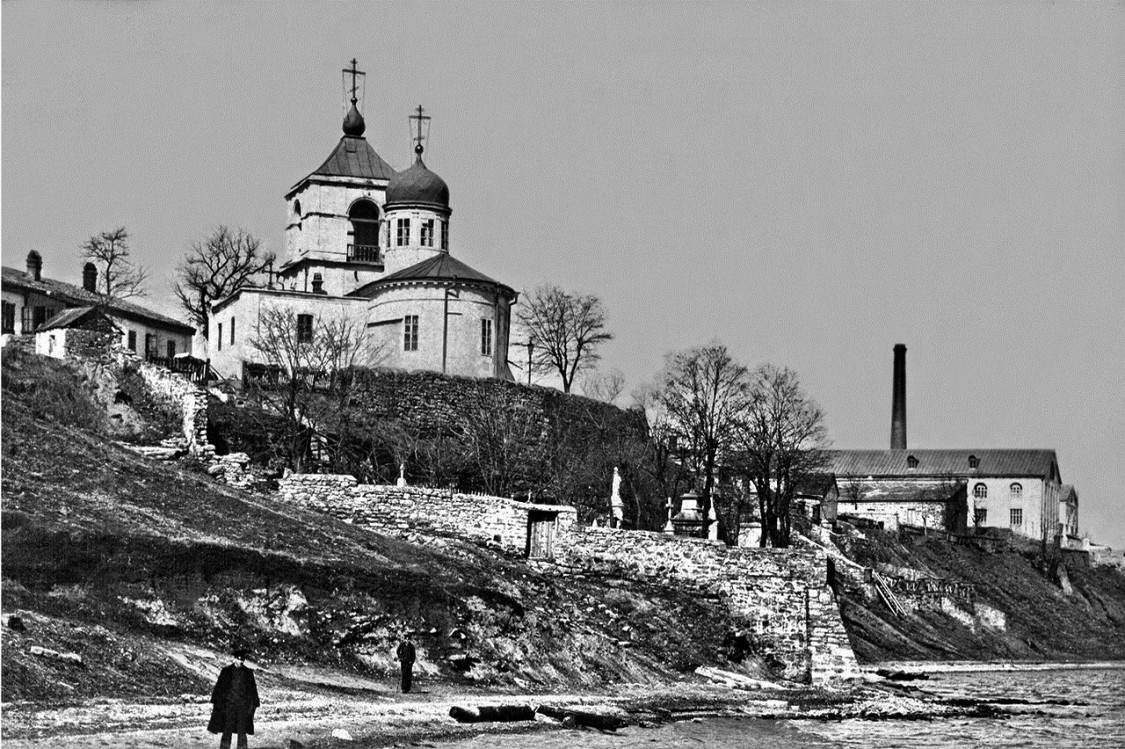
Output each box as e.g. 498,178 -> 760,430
348,200 -> 381,262
293,200 -> 302,217
404,315 -> 419,351
968,455 -> 980,468
128,330 -> 137,352
906,455 -> 918,469
396,218 -> 411,247
216,324 -> 222,351
421,219 -> 435,247
230,317 -> 236,345
297,314 -> 314,343
1010,508 -> 1023,526
481,318 -> 493,356
973,483 -> 987,499
1,301 -> 14,334
441,219 -> 449,251
1009,483 -> 1022,498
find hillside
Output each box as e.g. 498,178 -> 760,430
0,350 -> 747,704
829,526 -> 1125,663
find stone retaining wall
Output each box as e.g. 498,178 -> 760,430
133,358 -> 213,459
275,473 -> 861,684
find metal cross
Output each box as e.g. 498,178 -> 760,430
410,105 -> 431,151
345,58 -> 361,103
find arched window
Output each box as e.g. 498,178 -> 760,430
1009,483 -> 1022,498
907,455 -> 918,469
968,455 -> 980,469
973,483 -> 988,499
348,200 -> 380,261
293,199 -> 302,218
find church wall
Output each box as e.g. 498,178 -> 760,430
366,284 -> 504,379
285,179 -> 388,289
207,289 -> 368,381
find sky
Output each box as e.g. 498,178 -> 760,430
3,1 -> 1122,547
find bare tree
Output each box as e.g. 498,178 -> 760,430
453,391 -> 544,498
248,308 -> 377,473
174,226 -> 276,339
655,343 -> 750,532
516,284 -> 613,393
734,364 -> 829,548
581,368 -> 626,404
80,227 -> 149,300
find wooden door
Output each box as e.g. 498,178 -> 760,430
527,511 -> 557,559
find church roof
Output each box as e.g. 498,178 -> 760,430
304,135 -> 397,183
385,154 -> 449,208
351,254 -> 515,297
828,449 -> 1060,480
1,265 -> 194,334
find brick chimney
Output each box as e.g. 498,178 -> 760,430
26,251 -> 42,282
891,344 -> 907,449
83,262 -> 98,293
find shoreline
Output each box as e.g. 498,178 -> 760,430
866,659 -> 1125,674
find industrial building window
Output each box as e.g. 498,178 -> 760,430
907,455 -> 918,469
421,219 -> 435,247
1010,508 -> 1023,526
128,330 -> 137,351
230,317 -> 236,345
403,315 -> 419,351
974,508 -> 987,525
968,455 -> 980,468
480,318 -> 493,356
1009,483 -> 1022,498
1,301 -> 14,334
217,323 -> 222,351
441,219 -> 449,250
973,483 -> 987,499
297,314 -> 314,343
167,340 -> 176,358
396,218 -> 411,246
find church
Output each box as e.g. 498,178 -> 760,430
207,61 -> 517,382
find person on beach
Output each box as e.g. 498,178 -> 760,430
208,648 -> 260,749
396,634 -> 417,693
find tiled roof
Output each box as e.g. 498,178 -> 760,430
38,306 -> 119,332
351,254 -> 515,297
1,266 -> 194,334
304,136 -> 397,183
828,449 -> 1060,480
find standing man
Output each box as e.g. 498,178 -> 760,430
396,633 -> 417,693
208,648 -> 260,749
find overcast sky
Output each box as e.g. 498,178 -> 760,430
3,1 -> 1122,548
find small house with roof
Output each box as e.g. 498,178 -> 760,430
2,252 -> 195,358
208,61 -> 517,382
33,307 -> 122,360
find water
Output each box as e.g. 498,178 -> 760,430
441,667 -> 1125,748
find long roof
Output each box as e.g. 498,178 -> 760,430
828,449 -> 1060,480
1,265 -> 194,334
350,254 -> 515,297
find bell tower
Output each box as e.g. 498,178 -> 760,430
278,59 -> 397,296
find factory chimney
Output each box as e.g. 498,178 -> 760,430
891,344 -> 907,449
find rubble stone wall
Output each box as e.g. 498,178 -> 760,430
133,358 -> 213,459
275,473 -> 860,684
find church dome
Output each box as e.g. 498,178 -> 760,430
342,102 -> 366,137
385,147 -> 449,208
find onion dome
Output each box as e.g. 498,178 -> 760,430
342,102 -> 366,137
385,143 -> 450,209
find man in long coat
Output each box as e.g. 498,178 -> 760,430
396,634 -> 416,693
208,648 -> 260,749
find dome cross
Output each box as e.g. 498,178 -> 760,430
410,104 -> 431,157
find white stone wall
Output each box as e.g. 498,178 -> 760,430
366,283 -> 511,379
970,477 -> 1056,540
207,289 -> 369,380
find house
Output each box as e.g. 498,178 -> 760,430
34,307 -> 122,360
823,345 -> 1072,543
207,61 -> 517,384
2,252 -> 195,358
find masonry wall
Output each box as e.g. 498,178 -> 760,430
840,500 -> 952,532
277,474 -> 861,683
133,358 -> 213,459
